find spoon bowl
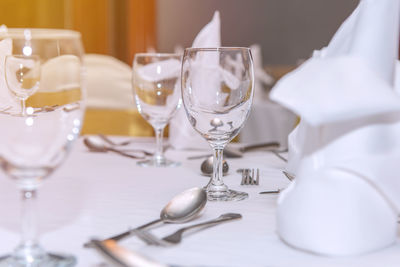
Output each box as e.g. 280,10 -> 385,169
85,187 -> 207,247
201,156 -> 229,176
161,187 -> 207,223
83,136 -> 109,152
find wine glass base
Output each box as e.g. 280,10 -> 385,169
206,189 -> 248,201
0,252 -> 76,267
137,158 -> 180,167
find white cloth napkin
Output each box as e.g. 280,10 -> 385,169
270,0 -> 400,256
85,54 -> 133,110
168,11 -> 221,150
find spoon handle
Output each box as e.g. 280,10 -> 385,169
241,141 -> 280,152
108,147 -> 146,159
84,218 -> 162,248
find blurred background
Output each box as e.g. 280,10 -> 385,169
0,0 -> 358,65
0,0 -> 359,138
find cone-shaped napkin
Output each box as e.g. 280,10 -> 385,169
168,11 -> 221,150
270,0 -> 400,256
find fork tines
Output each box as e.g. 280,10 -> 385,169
240,168 -> 260,185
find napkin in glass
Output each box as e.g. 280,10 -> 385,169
168,11 -> 221,150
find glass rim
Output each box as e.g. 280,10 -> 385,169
1,28 -> 81,39
134,52 -> 182,58
184,47 -> 251,52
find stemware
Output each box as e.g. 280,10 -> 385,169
181,47 -> 254,201
133,53 -> 181,167
5,54 -> 40,116
0,29 -> 85,266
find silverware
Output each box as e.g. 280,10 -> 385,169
84,187 -> 207,248
259,189 -> 282,194
282,170 -> 295,181
187,141 -> 280,159
90,239 -> 167,267
83,136 -> 150,159
239,168 -> 260,185
272,149 -> 288,162
98,134 -> 134,147
200,156 -> 229,176
136,213 -> 242,246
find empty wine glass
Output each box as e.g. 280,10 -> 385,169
181,47 -> 254,201
0,28 -> 85,266
133,53 -> 182,167
5,54 -> 41,116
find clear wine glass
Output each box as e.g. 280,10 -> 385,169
133,53 -> 182,167
181,47 -> 254,201
0,29 -> 85,266
5,54 -> 41,116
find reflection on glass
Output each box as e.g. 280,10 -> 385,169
0,28 -> 85,267
5,55 -> 40,116
133,53 -> 182,167
182,47 -> 254,201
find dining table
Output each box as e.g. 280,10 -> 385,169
0,136 -> 399,267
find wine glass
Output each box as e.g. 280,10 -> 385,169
0,29 -> 85,266
181,47 -> 254,201
133,53 -> 182,167
5,54 -> 41,116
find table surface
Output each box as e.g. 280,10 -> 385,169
0,136 -> 399,267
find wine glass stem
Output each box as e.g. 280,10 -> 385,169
154,127 -> 165,163
21,99 -> 26,116
18,189 -> 40,251
211,148 -> 224,187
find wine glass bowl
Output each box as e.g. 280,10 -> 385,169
133,53 -> 182,167
182,47 -> 254,201
0,28 -> 85,266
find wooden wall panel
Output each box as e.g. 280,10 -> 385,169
0,0 -> 65,28
126,0 -> 156,64
66,0 -> 112,55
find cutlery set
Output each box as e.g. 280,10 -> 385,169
238,168 -> 260,185
86,187 -> 242,266
84,136 -> 291,264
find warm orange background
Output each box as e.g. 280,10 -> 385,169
0,0 -> 156,65
0,0 -> 157,136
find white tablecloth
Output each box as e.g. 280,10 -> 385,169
0,137 -> 399,267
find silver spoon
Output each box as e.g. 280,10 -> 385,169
83,136 -> 150,159
98,134 -> 134,146
209,118 -> 223,132
200,156 -> 229,176
84,187 -> 207,247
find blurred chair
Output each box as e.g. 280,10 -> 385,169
81,54 -> 153,136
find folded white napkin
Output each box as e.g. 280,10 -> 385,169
40,55 -> 81,92
169,11 -> 221,150
270,0 -> 400,256
85,54 -> 133,110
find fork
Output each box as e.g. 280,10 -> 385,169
136,213 -> 242,246
240,168 -> 260,185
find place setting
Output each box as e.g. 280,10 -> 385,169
1,1 -> 400,267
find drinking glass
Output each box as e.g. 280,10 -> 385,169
5,55 -> 41,116
0,29 -> 85,266
133,53 -> 182,167
181,47 -> 254,201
